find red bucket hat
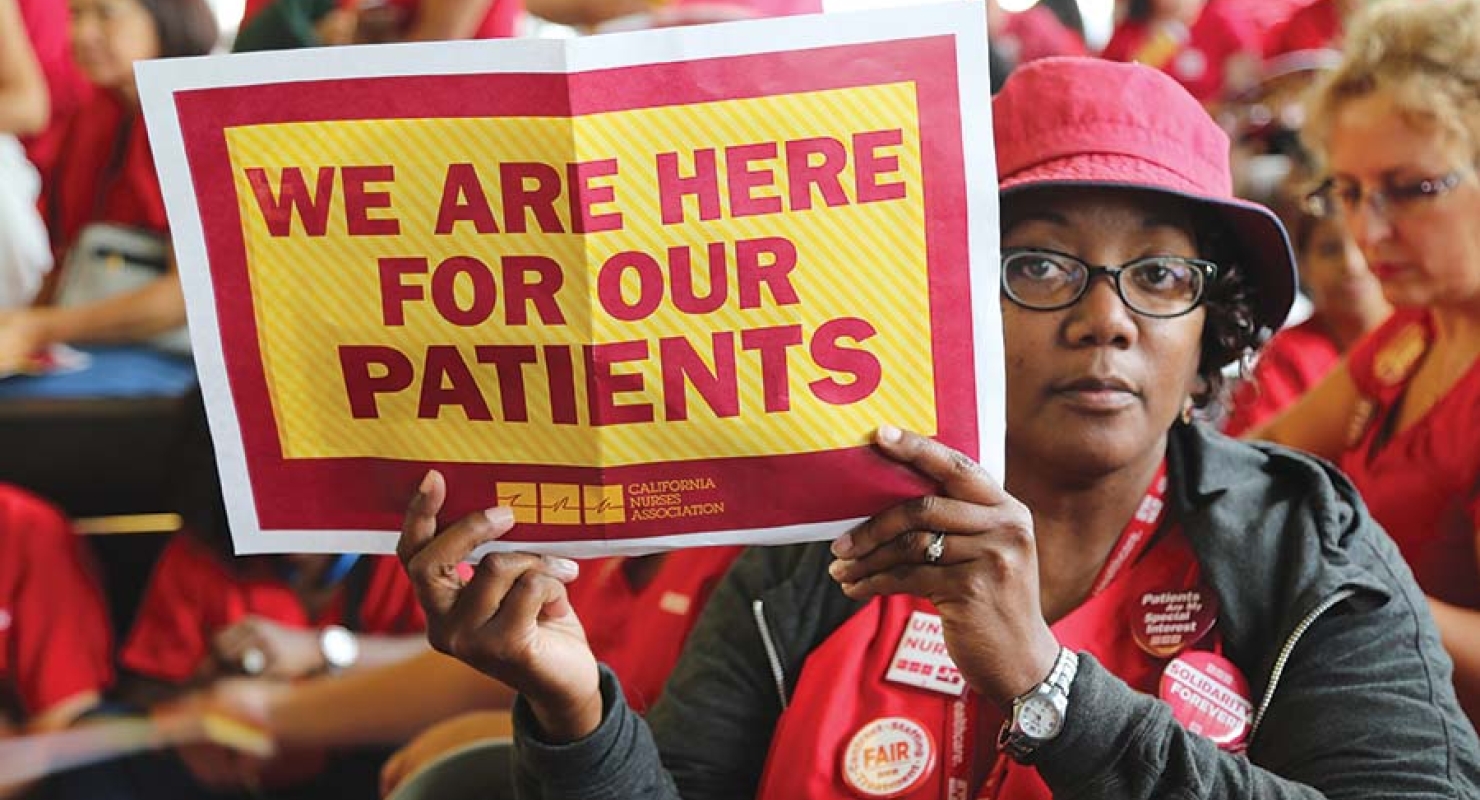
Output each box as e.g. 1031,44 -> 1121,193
994,57 -> 1297,338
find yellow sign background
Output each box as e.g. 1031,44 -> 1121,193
227,83 -> 936,467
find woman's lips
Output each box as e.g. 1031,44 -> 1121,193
1053,378 -> 1138,411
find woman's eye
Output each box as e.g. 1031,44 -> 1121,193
1023,260 -> 1056,278
1133,261 -> 1189,292
1016,257 -> 1069,280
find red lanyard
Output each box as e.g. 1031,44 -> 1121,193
945,458 -> 1171,799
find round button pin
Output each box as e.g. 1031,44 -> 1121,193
840,716 -> 936,798
1160,651 -> 1252,750
1131,586 -> 1218,658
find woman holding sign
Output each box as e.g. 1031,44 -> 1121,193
396,57 -> 1480,798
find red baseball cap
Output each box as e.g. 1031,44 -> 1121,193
994,57 -> 1297,339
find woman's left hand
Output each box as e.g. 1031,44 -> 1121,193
828,425 -> 1061,709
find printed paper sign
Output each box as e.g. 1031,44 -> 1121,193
137,3 -> 1002,555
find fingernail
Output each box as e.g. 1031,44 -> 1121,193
831,533 -> 853,558
876,424 -> 901,445
543,556 -> 580,581
419,470 -> 436,494
828,559 -> 848,581
483,507 -> 514,526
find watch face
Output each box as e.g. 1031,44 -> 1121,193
1017,695 -> 1065,740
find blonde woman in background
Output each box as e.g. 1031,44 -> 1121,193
1252,0 -> 1480,719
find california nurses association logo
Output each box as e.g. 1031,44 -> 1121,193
841,716 -> 936,798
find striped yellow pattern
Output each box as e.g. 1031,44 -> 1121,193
226,82 -> 936,467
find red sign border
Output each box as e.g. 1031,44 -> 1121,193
174,36 -> 977,541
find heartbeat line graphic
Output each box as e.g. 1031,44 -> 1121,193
495,485 -> 623,523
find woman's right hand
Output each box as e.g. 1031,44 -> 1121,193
396,470 -> 601,742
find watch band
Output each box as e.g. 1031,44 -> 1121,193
999,646 -> 1079,761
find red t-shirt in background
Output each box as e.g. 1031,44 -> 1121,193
1341,309 -> 1480,610
0,486 -> 114,720
41,92 -> 168,249
1101,0 -> 1260,102
120,536 -> 426,682
1222,316 -> 1342,437
1263,0 -> 1341,57
569,546 -> 741,712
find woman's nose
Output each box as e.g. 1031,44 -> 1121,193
1063,276 -> 1137,348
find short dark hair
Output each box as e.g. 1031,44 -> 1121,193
137,0 -> 218,59
1195,216 -> 1264,406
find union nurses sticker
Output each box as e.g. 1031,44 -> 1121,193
841,717 -> 936,798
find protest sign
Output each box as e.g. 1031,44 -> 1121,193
137,2 -> 1001,556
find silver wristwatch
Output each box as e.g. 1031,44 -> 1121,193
319,624 -> 361,673
998,646 -> 1079,761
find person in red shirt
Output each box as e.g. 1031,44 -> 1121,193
165,544 -> 741,797
48,393 -> 432,800
0,485 -> 113,735
394,56 -> 1479,800
1101,0 -> 1261,105
1222,188 -> 1390,435
0,0 -> 216,386
1253,0 -> 1480,721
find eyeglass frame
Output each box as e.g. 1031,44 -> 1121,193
1000,247 -> 1221,319
1302,169 -> 1470,220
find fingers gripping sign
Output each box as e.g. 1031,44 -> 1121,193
827,426 -> 1060,707
397,470 -> 605,742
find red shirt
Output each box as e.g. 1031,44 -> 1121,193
1101,0 -> 1260,102
41,92 -> 168,250
120,536 -> 426,682
1263,0 -> 1341,57
239,0 -> 523,39
999,6 -> 1087,65
756,530 -> 1218,799
1341,309 -> 1480,609
1223,316 -> 1342,437
0,486 -> 113,720
568,546 -> 741,712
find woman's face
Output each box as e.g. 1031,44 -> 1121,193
69,0 -> 160,92
1326,90 -> 1480,309
1299,215 -> 1390,327
1002,188 -> 1206,479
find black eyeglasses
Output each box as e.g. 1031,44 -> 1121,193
1001,248 -> 1219,318
1303,170 -> 1469,220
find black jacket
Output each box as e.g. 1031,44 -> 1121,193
514,424 -> 1480,798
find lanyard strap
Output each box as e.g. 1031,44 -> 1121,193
947,457 -> 1171,798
